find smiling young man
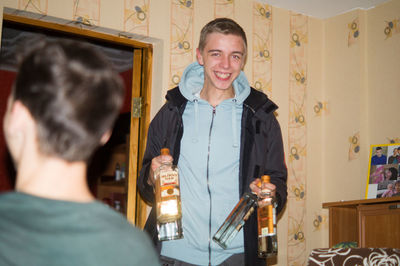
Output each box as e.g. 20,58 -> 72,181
138,18 -> 287,266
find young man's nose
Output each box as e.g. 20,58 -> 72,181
219,55 -> 230,69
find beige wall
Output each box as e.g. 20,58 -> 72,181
323,9 -> 367,202
323,0 -> 400,203
367,0 -> 400,143
1,0 -> 399,264
306,15 -> 326,251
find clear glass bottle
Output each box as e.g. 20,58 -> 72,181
257,175 -> 278,258
213,192 -> 258,249
114,200 -> 121,212
154,148 -> 183,241
115,163 -> 121,181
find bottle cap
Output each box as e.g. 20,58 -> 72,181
161,148 -> 170,155
261,175 -> 270,183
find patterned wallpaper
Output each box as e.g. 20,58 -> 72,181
215,0 -> 233,18
348,17 -> 359,46
11,0 -> 400,265
73,0 -> 100,26
384,17 -> 400,39
18,0 -> 48,14
124,0 -> 150,36
169,0 -> 194,89
252,2 -> 272,96
287,13 -> 308,265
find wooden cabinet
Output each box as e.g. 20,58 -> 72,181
95,143 -> 128,215
323,197 -> 400,248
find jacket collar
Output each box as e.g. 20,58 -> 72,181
166,86 -> 278,114
244,87 -> 278,114
166,86 -> 187,108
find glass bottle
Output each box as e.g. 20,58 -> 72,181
114,200 -> 121,212
257,175 -> 278,258
115,163 -> 121,181
213,192 -> 258,249
154,148 -> 183,241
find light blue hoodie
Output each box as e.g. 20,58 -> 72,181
161,62 -> 251,265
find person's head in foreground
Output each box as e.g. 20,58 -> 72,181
3,39 -> 124,198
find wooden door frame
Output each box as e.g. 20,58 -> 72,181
1,9 -> 153,226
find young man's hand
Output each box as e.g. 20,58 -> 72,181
147,154 -> 173,186
249,178 -> 276,207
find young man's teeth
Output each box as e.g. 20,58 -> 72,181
216,72 -> 230,79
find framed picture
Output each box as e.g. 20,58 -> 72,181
365,143 -> 400,199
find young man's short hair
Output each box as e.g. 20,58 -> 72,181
13,39 -> 124,162
198,17 -> 247,54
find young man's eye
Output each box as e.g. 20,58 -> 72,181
211,52 -> 220,57
232,55 -> 241,60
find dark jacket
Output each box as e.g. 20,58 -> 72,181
138,86 -> 287,266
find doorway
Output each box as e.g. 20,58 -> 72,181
0,10 -> 152,227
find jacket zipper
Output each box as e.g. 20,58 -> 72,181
207,106 -> 216,266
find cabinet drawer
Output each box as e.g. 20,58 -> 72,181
358,203 -> 400,248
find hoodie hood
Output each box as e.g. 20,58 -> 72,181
178,62 -> 250,104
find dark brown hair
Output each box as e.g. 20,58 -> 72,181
13,39 -> 124,161
198,18 -> 247,54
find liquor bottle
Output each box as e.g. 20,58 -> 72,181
154,148 -> 183,241
120,162 -> 126,179
115,163 -> 121,181
257,175 -> 278,258
114,200 -> 121,212
213,192 -> 258,249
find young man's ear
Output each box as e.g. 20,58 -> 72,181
100,130 -> 111,146
196,48 -> 204,66
6,100 -> 33,133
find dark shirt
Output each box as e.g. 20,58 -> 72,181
371,155 -> 387,165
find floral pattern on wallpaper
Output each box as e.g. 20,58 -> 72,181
384,18 -> 400,39
287,12 -> 308,266
73,0 -> 100,26
388,137 -> 400,144
18,0 -> 48,14
252,2 -> 272,96
348,18 -> 359,47
215,0 -> 234,19
124,0 -> 149,36
348,132 -> 360,161
313,100 -> 329,117
169,0 -> 194,88
312,213 -> 327,232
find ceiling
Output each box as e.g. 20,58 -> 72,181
259,0 -> 392,19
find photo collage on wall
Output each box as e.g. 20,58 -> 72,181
366,143 -> 400,199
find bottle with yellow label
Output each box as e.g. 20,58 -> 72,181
154,148 -> 183,241
257,175 -> 278,257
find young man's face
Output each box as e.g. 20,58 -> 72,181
376,149 -> 382,157
196,32 -> 246,93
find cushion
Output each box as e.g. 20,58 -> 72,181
308,248 -> 400,265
